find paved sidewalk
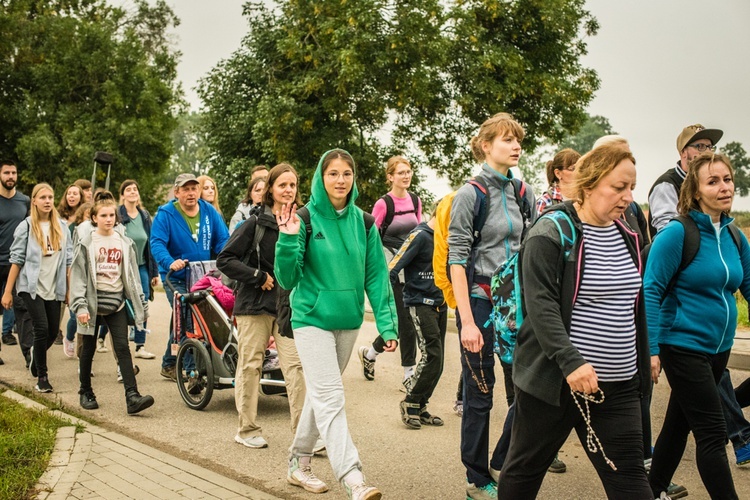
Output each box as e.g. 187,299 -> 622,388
1,390 -> 281,500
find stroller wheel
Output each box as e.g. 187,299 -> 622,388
176,339 -> 214,410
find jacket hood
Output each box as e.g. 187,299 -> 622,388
309,149 -> 359,218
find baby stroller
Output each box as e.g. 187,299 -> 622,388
165,261 -> 286,410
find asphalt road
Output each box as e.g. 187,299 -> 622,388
1,294 -> 749,499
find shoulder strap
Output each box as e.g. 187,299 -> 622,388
363,212 -> 375,235
296,206 -> 313,247
467,178 -> 489,241
728,223 -> 742,253
675,215 -> 700,272
408,192 -> 419,216
511,178 -> 532,232
249,215 -> 265,269
379,194 -> 395,238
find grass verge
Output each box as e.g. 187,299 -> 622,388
0,394 -> 69,500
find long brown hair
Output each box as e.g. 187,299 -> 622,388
678,152 -> 734,216
31,183 -> 64,251
57,184 -> 83,219
546,148 -> 581,185
197,175 -> 222,216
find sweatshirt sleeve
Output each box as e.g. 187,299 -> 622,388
643,221 -> 684,355
521,227 -> 587,378
447,184 -> 476,267
9,220 -> 29,266
211,210 -> 230,254
371,198 -> 387,228
274,224 -> 307,290
228,208 -> 244,235
69,242 -> 89,316
216,218 -> 267,287
648,183 -> 680,233
388,229 -> 422,284
149,210 -> 175,272
364,225 -> 398,341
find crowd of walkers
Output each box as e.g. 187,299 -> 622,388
1,112 -> 750,499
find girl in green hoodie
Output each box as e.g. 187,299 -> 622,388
274,149 -> 398,500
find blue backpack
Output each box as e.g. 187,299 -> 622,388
488,209 -> 577,364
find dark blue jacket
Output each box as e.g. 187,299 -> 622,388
150,199 -> 229,281
389,222 -> 445,308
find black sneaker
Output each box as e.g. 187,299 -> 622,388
2,334 -> 17,346
0,356 -> 4,365
126,392 -> 154,415
35,377 -> 53,393
666,482 -> 688,499
29,346 -> 37,377
80,391 -> 99,410
548,455 -> 567,473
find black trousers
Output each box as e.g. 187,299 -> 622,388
79,307 -> 138,395
19,292 -> 61,379
404,305 -> 447,407
498,377 -> 651,500
736,377 -> 750,408
649,345 -> 738,499
372,281 -> 417,366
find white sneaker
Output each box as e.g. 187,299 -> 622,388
287,456 -> 329,493
234,434 -> 268,448
117,366 -> 123,382
134,348 -> 155,359
63,336 -> 75,358
344,481 -> 381,500
96,338 -> 108,353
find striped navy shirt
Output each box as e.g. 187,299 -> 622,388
570,223 -> 640,382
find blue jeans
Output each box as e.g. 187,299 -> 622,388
161,277 -> 188,368
457,297 -> 504,487
132,264 -> 150,345
718,369 -> 750,450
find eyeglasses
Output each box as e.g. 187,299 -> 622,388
325,171 -> 353,181
394,170 -> 412,177
688,143 -> 716,152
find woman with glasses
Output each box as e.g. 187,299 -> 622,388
358,156 -> 421,386
275,149 -> 397,500
497,143 -> 652,499
535,148 -> 581,216
645,152 -> 748,499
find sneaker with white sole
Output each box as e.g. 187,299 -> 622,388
234,434 -> 268,448
63,336 -> 75,358
35,377 -> 53,393
344,481 -> 381,500
358,346 -> 375,381
134,348 -> 155,359
96,338 -> 108,353
287,456 -> 329,493
466,481 -> 497,500
453,400 -> 463,417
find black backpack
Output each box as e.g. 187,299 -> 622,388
378,192 -> 420,241
642,215 -> 742,303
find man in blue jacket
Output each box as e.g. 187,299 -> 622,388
150,173 -> 229,381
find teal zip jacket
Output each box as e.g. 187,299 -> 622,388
274,150 -> 398,340
644,210 -> 750,356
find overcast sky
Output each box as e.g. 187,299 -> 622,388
163,0 -> 750,207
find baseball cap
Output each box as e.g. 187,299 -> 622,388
676,124 -> 723,153
174,173 -> 199,187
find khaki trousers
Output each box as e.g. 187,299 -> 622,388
235,314 -> 305,438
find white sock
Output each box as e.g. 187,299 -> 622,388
299,456 -> 312,466
366,346 -> 379,361
343,469 -> 365,487
403,365 -> 415,379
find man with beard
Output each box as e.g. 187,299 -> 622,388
0,161 -> 30,363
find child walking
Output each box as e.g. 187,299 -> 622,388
69,192 -> 154,414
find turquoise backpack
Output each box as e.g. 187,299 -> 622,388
488,210 -> 577,364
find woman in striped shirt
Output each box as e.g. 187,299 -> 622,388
497,143 -> 652,499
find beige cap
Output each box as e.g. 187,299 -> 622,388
676,124 -> 723,153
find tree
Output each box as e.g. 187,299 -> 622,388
0,0 -> 183,210
170,112 -> 211,180
722,141 -> 750,197
199,0 -> 600,211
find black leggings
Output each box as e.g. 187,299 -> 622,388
736,377 -> 750,408
19,293 -> 61,379
372,281 -> 417,366
404,305 -> 447,406
79,308 -> 137,394
649,345 -> 738,499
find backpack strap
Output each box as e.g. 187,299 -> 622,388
511,178 -> 532,237
250,215 -> 265,270
466,178 -> 489,287
378,194 -> 396,239
363,212 -> 375,234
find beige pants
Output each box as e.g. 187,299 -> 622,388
235,314 -> 305,438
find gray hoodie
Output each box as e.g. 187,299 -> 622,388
69,225 -> 146,336
447,164 -> 535,298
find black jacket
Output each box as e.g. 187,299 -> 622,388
216,206 -> 279,316
513,201 -> 651,406
388,222 -> 445,308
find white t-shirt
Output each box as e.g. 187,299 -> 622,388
37,221 -> 61,301
91,232 -> 124,293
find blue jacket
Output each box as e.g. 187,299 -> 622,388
644,210 -> 750,356
150,199 -> 229,281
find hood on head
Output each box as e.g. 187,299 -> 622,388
310,148 -> 359,217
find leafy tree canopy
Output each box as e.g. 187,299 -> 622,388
722,141 -> 750,197
0,0 -> 183,210
198,0 -> 600,213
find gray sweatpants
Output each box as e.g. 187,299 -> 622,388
289,326 -> 362,482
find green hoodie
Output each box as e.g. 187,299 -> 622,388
274,149 -> 398,340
